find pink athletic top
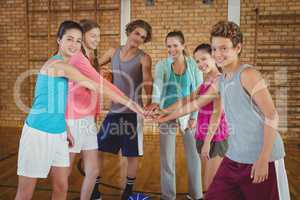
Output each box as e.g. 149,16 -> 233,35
195,78 -> 229,142
66,51 -> 124,119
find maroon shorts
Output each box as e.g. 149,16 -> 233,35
205,157 -> 280,200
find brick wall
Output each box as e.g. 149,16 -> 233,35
0,0 -> 299,139
131,0 -> 227,65
239,0 -> 300,139
0,0 -> 28,127
0,0 -> 120,127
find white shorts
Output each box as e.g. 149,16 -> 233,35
67,116 -> 98,153
17,124 -> 69,178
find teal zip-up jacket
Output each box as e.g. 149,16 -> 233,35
152,56 -> 203,131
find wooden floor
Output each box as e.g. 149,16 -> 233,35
0,127 -> 299,200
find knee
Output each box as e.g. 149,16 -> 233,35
84,166 -> 99,179
15,185 -> 34,200
127,158 -> 139,169
68,167 -> 73,177
52,180 -> 68,194
127,157 -> 138,164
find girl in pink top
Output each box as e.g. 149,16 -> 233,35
193,43 -> 228,192
66,19 -> 125,200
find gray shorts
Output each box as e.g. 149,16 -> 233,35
196,139 -> 228,158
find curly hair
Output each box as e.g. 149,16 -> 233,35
210,21 -> 243,47
125,19 -> 152,43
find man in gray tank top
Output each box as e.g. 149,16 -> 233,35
91,20 -> 153,200
157,21 -> 290,200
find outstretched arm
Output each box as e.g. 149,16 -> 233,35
69,51 -> 123,96
162,90 -> 199,114
141,53 -> 153,106
47,61 -> 144,115
145,61 -> 164,117
158,81 -> 219,123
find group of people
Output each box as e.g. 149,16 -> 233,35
14,18 -> 290,200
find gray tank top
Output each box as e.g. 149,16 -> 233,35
110,47 -> 144,113
219,64 -> 285,163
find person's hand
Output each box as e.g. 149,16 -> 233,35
133,103 -> 146,118
201,141 -> 211,160
67,132 -> 75,148
188,119 -> 197,129
251,157 -> 269,184
144,103 -> 159,118
152,108 -> 170,120
153,110 -> 169,123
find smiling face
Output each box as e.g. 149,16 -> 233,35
57,28 -> 82,58
193,50 -> 216,74
211,36 -> 241,69
83,27 -> 100,50
165,36 -> 185,60
127,27 -> 147,48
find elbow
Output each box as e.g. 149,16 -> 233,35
265,109 -> 278,120
264,109 -> 279,128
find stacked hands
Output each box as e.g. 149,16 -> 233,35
128,102 -> 169,123
133,103 -> 197,129
134,103 -> 167,123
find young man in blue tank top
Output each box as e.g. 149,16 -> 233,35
92,20 -> 153,200
157,21 -> 290,200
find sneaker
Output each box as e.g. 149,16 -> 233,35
186,194 -> 203,200
186,194 -> 192,200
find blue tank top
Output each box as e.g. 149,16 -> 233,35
219,64 -> 285,163
26,55 -> 68,134
163,67 -> 191,109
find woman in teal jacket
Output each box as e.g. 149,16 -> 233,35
148,31 -> 203,200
